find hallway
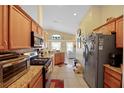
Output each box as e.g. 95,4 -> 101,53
50,58 -> 89,88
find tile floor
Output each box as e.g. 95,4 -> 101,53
49,58 -> 89,88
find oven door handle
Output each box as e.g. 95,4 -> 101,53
3,58 -> 28,68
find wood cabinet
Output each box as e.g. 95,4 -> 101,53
0,5 -> 44,50
60,53 -> 65,63
54,52 -> 65,65
38,26 -> 43,36
31,21 -> 38,33
106,21 -> 116,32
9,6 -> 31,49
93,15 -> 123,48
29,70 -> 43,88
93,21 -> 115,34
31,76 -> 42,88
31,20 -> 43,37
0,6 -> 8,50
104,65 -> 122,88
116,16 -> 123,48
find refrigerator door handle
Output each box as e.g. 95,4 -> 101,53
84,44 -> 90,62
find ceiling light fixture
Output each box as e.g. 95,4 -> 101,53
73,13 -> 77,16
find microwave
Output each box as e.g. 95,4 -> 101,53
31,32 -> 44,48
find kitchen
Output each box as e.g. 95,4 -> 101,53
0,5 -> 123,88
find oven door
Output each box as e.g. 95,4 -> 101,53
2,58 -> 28,87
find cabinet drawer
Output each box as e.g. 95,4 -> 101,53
104,67 -> 121,81
104,73 -> 121,88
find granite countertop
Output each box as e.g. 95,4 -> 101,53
8,66 -> 42,88
104,64 -> 122,74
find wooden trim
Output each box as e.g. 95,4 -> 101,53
93,15 -> 123,31
13,5 -> 32,20
10,6 -> 31,22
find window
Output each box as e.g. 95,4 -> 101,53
51,42 -> 61,50
66,42 -> 73,52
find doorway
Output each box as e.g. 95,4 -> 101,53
66,42 -> 75,59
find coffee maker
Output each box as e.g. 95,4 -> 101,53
109,52 -> 122,67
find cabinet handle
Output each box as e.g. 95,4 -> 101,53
4,40 -> 7,46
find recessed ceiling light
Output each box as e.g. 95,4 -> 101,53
73,13 -> 77,16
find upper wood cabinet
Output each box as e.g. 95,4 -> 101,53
0,6 -> 8,50
93,21 -> 116,34
116,16 -> 123,48
31,20 -> 43,37
31,21 -> 38,33
106,21 -> 116,32
9,6 -> 31,49
38,26 -> 43,36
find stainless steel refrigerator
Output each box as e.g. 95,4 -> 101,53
83,33 -> 116,88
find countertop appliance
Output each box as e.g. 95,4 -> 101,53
0,52 -> 30,88
31,31 -> 44,48
109,52 -> 122,67
83,33 -> 116,88
29,51 -> 52,88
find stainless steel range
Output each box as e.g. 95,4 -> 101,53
28,51 -> 53,88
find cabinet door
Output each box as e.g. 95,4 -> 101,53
33,76 -> 43,88
55,53 -> 60,65
0,6 -> 8,50
60,53 -> 65,63
9,6 -> 31,49
32,21 -> 38,33
106,21 -> 116,32
116,17 -> 123,48
38,26 -> 43,36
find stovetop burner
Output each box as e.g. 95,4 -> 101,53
30,57 -> 51,65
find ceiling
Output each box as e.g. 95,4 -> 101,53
43,5 -> 90,34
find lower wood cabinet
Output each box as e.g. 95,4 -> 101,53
28,70 -> 43,88
54,52 -> 65,65
104,65 -> 122,88
32,76 -> 42,88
